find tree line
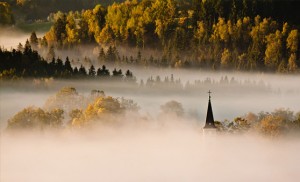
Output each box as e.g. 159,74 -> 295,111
29,0 -> 300,73
6,87 -> 300,137
0,42 -> 135,80
216,108 -> 300,137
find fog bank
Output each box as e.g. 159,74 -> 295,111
1,127 -> 300,182
1,70 -> 300,130
0,29 -> 29,49
1,69 -> 300,182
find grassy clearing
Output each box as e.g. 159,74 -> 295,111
16,22 -> 53,33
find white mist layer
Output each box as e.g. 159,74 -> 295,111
1,71 -> 300,130
1,70 -> 300,181
1,127 -> 300,182
0,28 -> 44,50
0,29 -> 29,49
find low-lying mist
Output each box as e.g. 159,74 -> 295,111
1,70 -> 300,129
0,29 -> 29,50
1,70 -> 300,181
1,125 -> 300,182
0,28 -> 45,50
0,28 -> 157,63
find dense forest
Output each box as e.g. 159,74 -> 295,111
38,0 -> 300,72
1,0 -> 300,73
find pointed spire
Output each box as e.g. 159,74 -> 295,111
204,90 -> 216,129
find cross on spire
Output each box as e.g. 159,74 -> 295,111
208,90 -> 212,100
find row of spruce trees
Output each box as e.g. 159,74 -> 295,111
0,42 -> 135,80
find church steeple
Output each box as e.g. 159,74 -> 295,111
204,90 -> 216,129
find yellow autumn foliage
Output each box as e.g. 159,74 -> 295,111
71,96 -> 123,127
7,107 -> 64,130
287,29 -> 298,53
259,115 -> 285,137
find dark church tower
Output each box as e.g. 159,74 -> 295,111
204,90 -> 216,129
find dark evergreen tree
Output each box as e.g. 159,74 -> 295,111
24,40 -> 31,54
112,68 -> 123,77
97,65 -> 110,77
47,46 -> 55,61
106,46 -> 117,62
29,31 -> 38,48
78,65 -> 87,77
64,57 -> 73,72
98,47 -> 106,63
73,67 -> 79,76
88,65 -> 96,77
53,15 -> 67,46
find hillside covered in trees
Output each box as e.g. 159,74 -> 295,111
33,0 -> 300,72
1,0 -> 300,73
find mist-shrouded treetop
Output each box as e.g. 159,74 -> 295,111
44,87 -> 85,113
6,87 -> 144,130
160,100 -> 184,117
71,96 -> 141,127
7,107 -> 64,130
